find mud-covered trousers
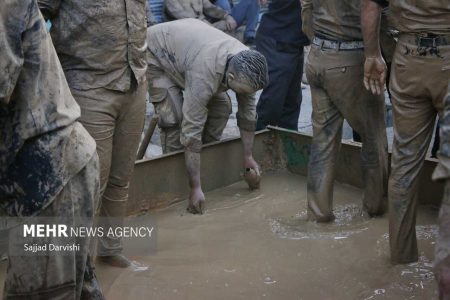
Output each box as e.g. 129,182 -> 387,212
305,44 -> 388,222
70,80 -> 146,255
255,34 -> 304,131
4,156 -> 103,300
388,34 -> 450,265
431,80 -> 450,300
147,63 -> 231,154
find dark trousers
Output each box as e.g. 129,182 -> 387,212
255,34 -> 304,131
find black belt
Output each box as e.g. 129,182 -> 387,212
412,33 -> 450,47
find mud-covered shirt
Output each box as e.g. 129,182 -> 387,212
370,0 -> 450,35
147,19 -> 257,152
301,0 -> 363,42
38,0 -> 147,91
0,0 -> 96,217
165,0 -> 228,22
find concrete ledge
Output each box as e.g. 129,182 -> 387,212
127,127 -> 443,215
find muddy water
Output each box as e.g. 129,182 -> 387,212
0,172 -> 438,299
92,171 -> 439,300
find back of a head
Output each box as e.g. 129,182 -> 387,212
229,50 -> 269,91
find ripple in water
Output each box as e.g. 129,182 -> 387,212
270,204 -> 370,240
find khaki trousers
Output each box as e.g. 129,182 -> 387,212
388,34 -> 450,264
71,80 -> 146,255
305,44 -> 388,222
147,62 -> 231,153
4,156 -> 103,300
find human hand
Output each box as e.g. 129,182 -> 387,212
363,56 -> 387,95
243,157 -> 261,190
187,186 -> 205,214
226,14 -> 237,31
259,0 -> 267,7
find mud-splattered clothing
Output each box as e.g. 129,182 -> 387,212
147,19 -> 257,153
38,0 -> 148,256
371,0 -> 450,35
0,1 -> 102,298
432,82 -> 450,300
366,1 -> 450,264
165,0 -> 228,22
38,0 -> 147,92
301,0 -> 363,42
302,0 -> 388,221
0,0 -> 96,218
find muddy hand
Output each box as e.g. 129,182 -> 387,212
243,167 -> 261,190
187,187 -> 205,214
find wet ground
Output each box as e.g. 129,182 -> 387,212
94,171 -> 439,300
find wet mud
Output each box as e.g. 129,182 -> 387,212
0,172 -> 440,299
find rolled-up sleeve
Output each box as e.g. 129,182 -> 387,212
180,71 -> 215,152
37,0 -> 61,20
236,93 -> 257,132
0,7 -> 25,105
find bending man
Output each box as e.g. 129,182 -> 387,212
147,19 -> 269,213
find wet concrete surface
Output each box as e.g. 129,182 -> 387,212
94,171 -> 439,300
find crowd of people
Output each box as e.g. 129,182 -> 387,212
0,0 -> 449,299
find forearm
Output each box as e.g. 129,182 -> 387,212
300,0 -> 314,41
240,129 -> 255,160
185,149 -> 202,189
361,0 -> 383,58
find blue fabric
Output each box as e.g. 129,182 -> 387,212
257,0 -> 309,47
216,0 -> 260,39
255,34 -> 304,130
147,0 -> 165,24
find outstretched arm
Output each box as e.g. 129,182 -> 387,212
361,0 -> 387,95
237,93 -> 261,189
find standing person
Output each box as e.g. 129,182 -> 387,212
301,0 -> 388,222
0,0 -> 104,298
362,0 -> 450,264
255,0 -> 309,131
38,0 -> 148,268
434,82 -> 450,300
147,19 -> 268,213
213,0 -> 264,45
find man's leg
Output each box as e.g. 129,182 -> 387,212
96,81 -> 146,265
326,50 -> 388,217
278,50 -> 304,130
230,0 -> 260,41
203,92 -> 232,143
305,47 -> 344,222
388,43 -> 438,264
435,181 -> 450,300
256,35 -> 302,130
214,0 -> 232,13
4,155 -> 103,300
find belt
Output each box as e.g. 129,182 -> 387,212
312,36 -> 364,50
416,34 -> 450,47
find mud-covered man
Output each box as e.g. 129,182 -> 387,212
300,0 -> 388,222
361,0 -> 450,268
0,0 -> 103,298
38,0 -> 148,268
147,19 -> 269,214
165,0 -> 238,32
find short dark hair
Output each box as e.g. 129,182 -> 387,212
229,50 -> 269,90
